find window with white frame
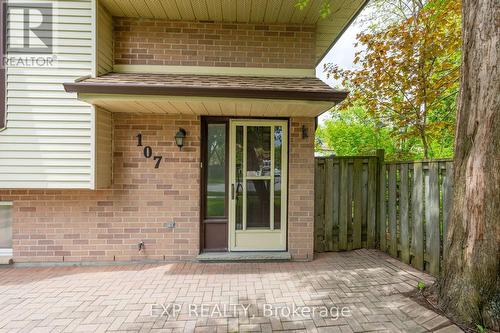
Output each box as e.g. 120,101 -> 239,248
0,202 -> 12,255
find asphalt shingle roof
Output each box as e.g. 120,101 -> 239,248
64,73 -> 348,102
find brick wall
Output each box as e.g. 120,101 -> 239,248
0,114 -> 201,262
114,18 -> 316,68
0,116 -> 315,263
288,117 -> 315,260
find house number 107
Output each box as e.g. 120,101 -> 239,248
136,133 -> 162,168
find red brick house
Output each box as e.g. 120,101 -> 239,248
0,0 -> 366,263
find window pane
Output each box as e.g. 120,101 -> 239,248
246,126 -> 271,177
274,126 -> 282,229
246,179 -> 270,229
235,126 -> 243,230
274,187 -> 281,230
0,205 -> 12,249
206,124 -> 226,217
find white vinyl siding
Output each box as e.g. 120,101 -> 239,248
95,107 -> 112,188
97,2 -> 113,75
0,0 -> 95,189
93,1 -> 113,189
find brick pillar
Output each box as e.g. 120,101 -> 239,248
288,117 -> 315,260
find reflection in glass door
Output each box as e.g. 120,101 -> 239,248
229,120 -> 287,251
201,119 -> 229,252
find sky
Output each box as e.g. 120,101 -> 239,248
314,12 -> 367,123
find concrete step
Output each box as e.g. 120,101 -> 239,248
196,251 -> 291,262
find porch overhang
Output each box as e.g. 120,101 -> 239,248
64,73 -> 348,117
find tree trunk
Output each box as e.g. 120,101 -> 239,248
438,0 -> 499,330
420,131 -> 429,159
418,126 -> 429,159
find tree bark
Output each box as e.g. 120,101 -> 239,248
439,0 -> 499,330
420,128 -> 429,159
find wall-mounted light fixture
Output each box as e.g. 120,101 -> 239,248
175,128 -> 186,150
302,125 -> 308,139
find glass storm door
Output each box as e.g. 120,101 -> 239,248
229,120 -> 287,251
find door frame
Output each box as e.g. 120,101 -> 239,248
228,119 -> 288,251
200,117 -> 229,252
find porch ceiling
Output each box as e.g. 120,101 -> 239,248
78,95 -> 334,117
99,0 -> 368,62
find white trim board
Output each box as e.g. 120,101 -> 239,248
113,65 -> 316,78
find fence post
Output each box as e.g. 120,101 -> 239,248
376,149 -> 386,251
412,162 -> 424,270
426,162 -> 440,275
324,158 -> 334,251
400,164 -> 410,263
352,159 -> 363,249
314,159 -> 325,252
367,158 -> 377,248
388,164 -> 398,257
442,162 -> 453,261
338,159 -> 349,250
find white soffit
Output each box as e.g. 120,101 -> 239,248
80,94 -> 335,117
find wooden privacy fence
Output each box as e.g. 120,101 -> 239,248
314,155 -> 379,252
380,159 -> 453,276
314,151 -> 454,276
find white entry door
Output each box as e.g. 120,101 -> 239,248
229,119 -> 287,251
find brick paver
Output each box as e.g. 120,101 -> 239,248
0,250 -> 462,332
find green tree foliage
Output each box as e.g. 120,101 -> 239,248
300,0 -> 461,160
316,106 -> 393,156
360,0 -> 427,32
326,0 -> 461,159
316,105 -> 454,160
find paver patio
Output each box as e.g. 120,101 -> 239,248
0,249 -> 462,333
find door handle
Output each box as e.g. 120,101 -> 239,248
231,184 -> 235,200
